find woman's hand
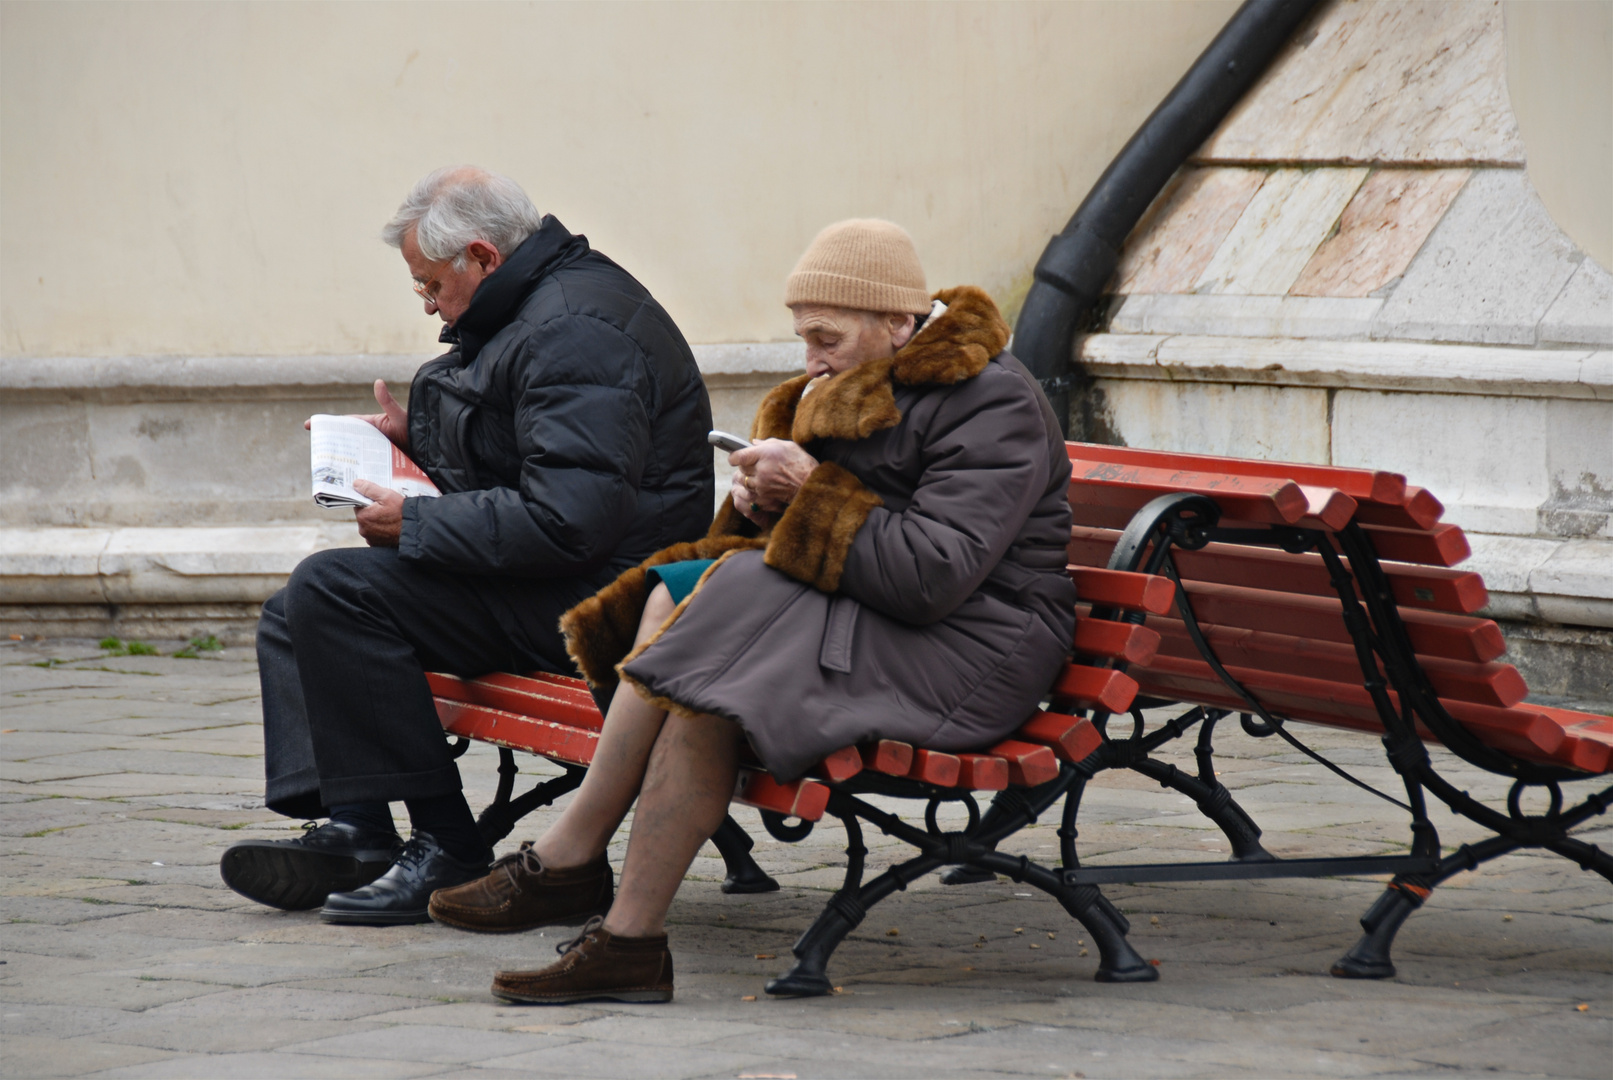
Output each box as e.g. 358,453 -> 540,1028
729,470 -> 772,527
730,439 -> 817,523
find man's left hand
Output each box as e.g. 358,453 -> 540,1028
352,480 -> 404,547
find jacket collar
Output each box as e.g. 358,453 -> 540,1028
749,286 -> 1010,444
439,215 -> 590,364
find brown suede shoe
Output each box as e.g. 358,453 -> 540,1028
491,917 -> 674,1004
428,843 -> 612,933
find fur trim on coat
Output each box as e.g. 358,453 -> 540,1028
763,461 -> 884,592
560,535 -> 765,686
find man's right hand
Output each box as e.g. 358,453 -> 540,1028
303,379 -> 410,452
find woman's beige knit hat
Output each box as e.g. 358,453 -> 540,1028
784,219 -> 931,315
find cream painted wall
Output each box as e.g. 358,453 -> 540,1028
1505,0 -> 1613,269
0,0 -> 1237,357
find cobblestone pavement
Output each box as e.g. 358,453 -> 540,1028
2,638 -> 1609,1079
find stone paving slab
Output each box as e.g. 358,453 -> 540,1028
2,638 -> 1609,1079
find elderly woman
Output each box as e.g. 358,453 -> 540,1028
430,219 -> 1075,1003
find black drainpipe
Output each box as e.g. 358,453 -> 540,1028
1015,0 -> 1323,436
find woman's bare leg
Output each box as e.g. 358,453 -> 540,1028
529,584 -> 676,869
602,711 -> 741,938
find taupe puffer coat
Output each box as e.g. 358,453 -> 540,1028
560,287 -> 1075,781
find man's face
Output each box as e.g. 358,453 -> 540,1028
792,305 -> 911,379
401,227 -> 498,326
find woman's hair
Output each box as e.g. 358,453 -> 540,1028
382,166 -> 544,267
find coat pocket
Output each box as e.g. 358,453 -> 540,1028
819,594 -> 861,674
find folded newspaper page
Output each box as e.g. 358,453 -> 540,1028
309,414 -> 441,508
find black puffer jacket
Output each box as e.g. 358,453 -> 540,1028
401,216 -> 713,578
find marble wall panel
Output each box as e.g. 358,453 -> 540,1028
1094,378 -> 1331,463
1195,168 -> 1367,295
0,401 -> 95,524
1289,169 -> 1470,297
1196,0 -> 1525,166
1332,389 -> 1548,536
1372,170 -> 1581,345
1113,167 -> 1267,295
1542,398 -> 1613,540
1108,295 -> 1380,339
1538,260 -> 1613,347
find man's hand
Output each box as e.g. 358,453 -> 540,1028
729,439 -> 818,525
305,380 -> 410,452
360,380 -> 411,451
352,480 -> 404,547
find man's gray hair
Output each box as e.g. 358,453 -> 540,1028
382,166 -> 543,266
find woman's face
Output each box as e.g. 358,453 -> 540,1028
792,305 -> 916,379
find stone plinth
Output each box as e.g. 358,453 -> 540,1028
0,347 -> 803,641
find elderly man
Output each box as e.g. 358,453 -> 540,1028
220,167 -> 714,924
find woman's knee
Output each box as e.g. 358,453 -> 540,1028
636,582 -> 677,644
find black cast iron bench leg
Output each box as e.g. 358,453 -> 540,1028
766,783 -> 1156,996
1334,790 -> 1613,979
711,814 -> 781,894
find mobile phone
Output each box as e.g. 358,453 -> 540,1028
707,430 -> 752,453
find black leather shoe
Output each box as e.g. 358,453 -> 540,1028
320,832 -> 491,926
221,821 -> 404,911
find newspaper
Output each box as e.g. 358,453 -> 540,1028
308,414 -> 441,508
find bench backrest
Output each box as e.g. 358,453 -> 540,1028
1063,443 -> 1613,776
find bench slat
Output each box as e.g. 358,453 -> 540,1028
1069,566 -> 1176,614
1069,527 -> 1489,614
811,745 -> 865,782
1359,522 -> 1471,568
860,740 -> 915,777
1149,621 -> 1528,709
734,770 -> 830,821
427,672 -> 605,733
1532,707 -> 1613,774
906,748 -> 963,787
437,699 -> 599,766
1068,461 -> 1311,526
1073,618 -> 1162,665
1128,655 -> 1607,771
1104,582 -> 1506,663
1296,486 -> 1360,531
1016,711 -> 1104,763
1352,486 -> 1444,531
1051,664 -> 1140,713
1066,443 -> 1407,505
985,739 -> 1060,786
955,753 -> 1011,790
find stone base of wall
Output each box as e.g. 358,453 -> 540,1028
0,602 -> 263,646
1494,621 -> 1613,712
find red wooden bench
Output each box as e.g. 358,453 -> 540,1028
1043,442 -> 1611,980
429,444 -> 1611,994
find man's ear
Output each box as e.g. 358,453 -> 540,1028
466,239 -> 503,275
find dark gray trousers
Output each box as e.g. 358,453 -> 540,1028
259,546 -> 604,819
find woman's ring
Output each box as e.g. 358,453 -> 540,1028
750,502 -> 761,513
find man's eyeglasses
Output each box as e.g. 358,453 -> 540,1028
411,252 -> 462,302
412,269 -> 447,302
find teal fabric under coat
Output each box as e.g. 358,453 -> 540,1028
645,559 -> 718,604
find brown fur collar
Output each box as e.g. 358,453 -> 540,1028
767,285 -> 1009,444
